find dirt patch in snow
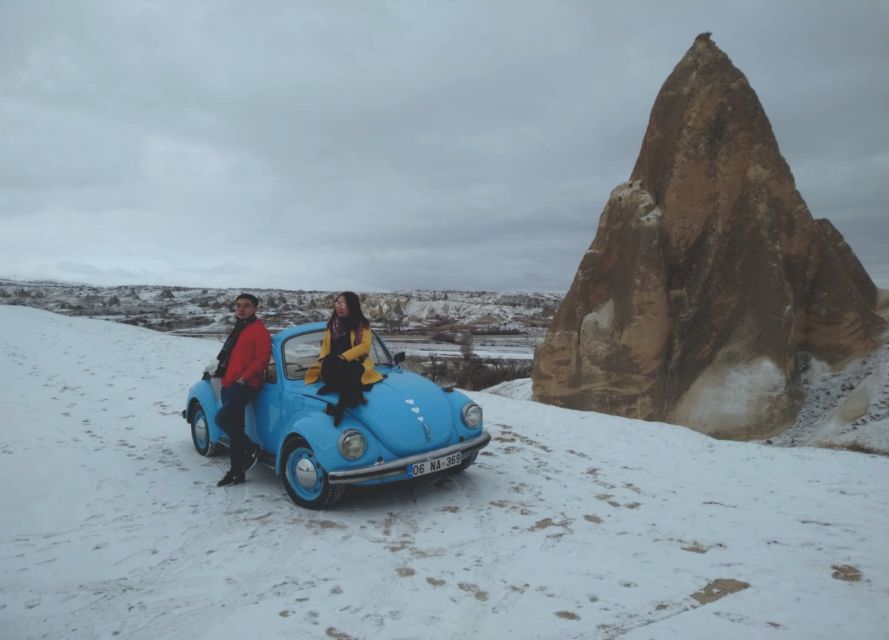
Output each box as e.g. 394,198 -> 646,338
555,610 -> 580,620
690,578 -> 750,604
831,564 -> 863,582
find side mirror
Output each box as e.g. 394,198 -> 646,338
394,352 -> 406,365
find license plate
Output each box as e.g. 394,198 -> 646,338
407,452 -> 462,478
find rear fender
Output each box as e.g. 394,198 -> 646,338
187,380 -> 225,445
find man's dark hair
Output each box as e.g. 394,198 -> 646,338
236,293 -> 260,307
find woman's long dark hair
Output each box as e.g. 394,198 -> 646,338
328,291 -> 370,331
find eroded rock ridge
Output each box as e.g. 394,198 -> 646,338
532,33 -> 886,439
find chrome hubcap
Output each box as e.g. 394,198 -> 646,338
195,415 -> 207,443
295,457 -> 318,488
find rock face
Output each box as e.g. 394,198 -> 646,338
532,33 -> 886,439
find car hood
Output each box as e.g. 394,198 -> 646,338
346,370 -> 457,456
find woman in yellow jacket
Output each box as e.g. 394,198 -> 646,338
305,291 -> 383,424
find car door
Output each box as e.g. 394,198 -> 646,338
250,349 -> 282,453
274,330 -> 326,444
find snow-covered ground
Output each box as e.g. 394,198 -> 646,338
2,306 -> 888,639
769,344 -> 889,453
486,350 -> 889,455
484,377 -> 535,399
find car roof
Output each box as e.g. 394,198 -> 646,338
271,322 -> 327,347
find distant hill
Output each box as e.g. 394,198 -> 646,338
0,279 -> 562,336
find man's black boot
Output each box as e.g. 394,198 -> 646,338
217,470 -> 245,487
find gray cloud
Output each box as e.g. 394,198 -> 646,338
1,0 -> 887,291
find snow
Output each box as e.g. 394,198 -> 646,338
486,347 -> 889,453
805,348 -> 889,452
581,300 -> 615,334
821,417 -> 889,453
765,343 -> 889,454
484,377 -> 534,400
2,306 -> 889,639
670,357 -> 787,435
639,207 -> 662,225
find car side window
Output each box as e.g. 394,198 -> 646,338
282,331 -> 324,379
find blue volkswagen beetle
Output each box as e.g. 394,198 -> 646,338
183,322 -> 490,509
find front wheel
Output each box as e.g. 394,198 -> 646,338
282,440 -> 344,510
190,405 -> 219,457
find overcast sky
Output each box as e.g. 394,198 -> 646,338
1,1 -> 887,292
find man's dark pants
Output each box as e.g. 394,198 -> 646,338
215,383 -> 258,473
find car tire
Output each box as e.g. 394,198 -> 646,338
190,405 -> 219,457
281,439 -> 344,510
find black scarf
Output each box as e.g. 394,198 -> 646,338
330,315 -> 362,346
216,315 -> 256,377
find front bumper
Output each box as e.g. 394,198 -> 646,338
327,431 -> 491,485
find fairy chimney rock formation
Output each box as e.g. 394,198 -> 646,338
532,33 -> 886,439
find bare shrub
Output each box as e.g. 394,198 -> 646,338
402,355 -> 531,391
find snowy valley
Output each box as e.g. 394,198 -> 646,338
0,279 -> 560,337
1,306 -> 887,639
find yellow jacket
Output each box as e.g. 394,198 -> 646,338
304,325 -> 384,386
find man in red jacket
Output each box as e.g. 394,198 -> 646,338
214,293 -> 272,487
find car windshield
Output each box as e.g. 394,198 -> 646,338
282,329 -> 395,380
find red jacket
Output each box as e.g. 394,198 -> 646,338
221,319 -> 272,389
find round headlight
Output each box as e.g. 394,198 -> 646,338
461,402 -> 483,428
339,430 -> 366,460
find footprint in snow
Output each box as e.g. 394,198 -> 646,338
458,582 -> 489,601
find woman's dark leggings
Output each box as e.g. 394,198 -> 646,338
321,355 -> 366,409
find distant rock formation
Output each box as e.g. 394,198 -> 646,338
532,33 -> 886,439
